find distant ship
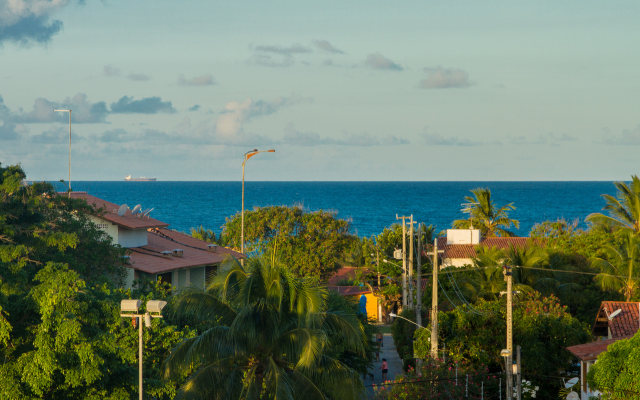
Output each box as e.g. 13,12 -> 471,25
125,175 -> 157,181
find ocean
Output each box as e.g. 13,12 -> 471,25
57,181 -> 619,238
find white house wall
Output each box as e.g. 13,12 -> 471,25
442,258 -> 474,268
90,216 -> 119,243
118,228 -> 148,248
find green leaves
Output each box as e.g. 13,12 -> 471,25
164,256 -> 367,400
223,205 -> 355,278
588,331 -> 640,400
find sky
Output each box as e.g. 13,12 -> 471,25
1,0 -> 639,181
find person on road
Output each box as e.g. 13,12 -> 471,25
380,358 -> 388,381
376,332 -> 383,347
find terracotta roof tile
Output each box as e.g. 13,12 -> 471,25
327,285 -> 371,296
593,301 -> 640,338
328,267 -> 373,285
437,236 -> 533,259
567,335 -> 634,361
127,228 -> 244,274
64,192 -> 169,230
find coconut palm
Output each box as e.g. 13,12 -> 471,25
162,256 -> 367,400
452,188 -> 520,237
592,232 -> 640,301
586,175 -> 640,235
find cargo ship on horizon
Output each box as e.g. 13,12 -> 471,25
124,175 -> 157,181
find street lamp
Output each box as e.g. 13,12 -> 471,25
241,149 -> 275,260
389,312 -> 430,332
120,299 -> 167,400
53,109 -> 72,195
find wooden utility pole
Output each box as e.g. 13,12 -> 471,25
396,215 -> 411,308
416,223 -> 422,367
429,238 -> 441,359
408,216 -> 414,309
503,265 -> 514,399
516,345 -> 522,400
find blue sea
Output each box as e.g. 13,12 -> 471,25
55,181 -> 619,238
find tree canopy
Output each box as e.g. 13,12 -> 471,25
223,205 -> 355,278
453,187 -> 520,237
587,331 -> 640,400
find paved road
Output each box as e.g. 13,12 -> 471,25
365,333 -> 404,399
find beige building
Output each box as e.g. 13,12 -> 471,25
437,229 -> 531,268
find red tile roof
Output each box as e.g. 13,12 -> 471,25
327,285 -> 371,296
328,267 -> 373,285
127,228 -> 244,274
567,335 -> 634,361
437,237 -> 533,259
592,301 -> 640,338
65,192 -> 169,230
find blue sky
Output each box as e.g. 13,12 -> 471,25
1,1 -> 639,181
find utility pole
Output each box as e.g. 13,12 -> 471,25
416,223 -> 422,367
408,216 -> 414,309
396,214 -> 411,309
503,265 -> 514,399
516,345 -> 522,400
427,238 -> 444,360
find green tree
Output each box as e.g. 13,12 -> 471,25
419,293 -> 590,400
223,205 -> 355,278
453,188 -> 520,237
163,256 -> 367,400
0,162 -> 192,399
190,225 -> 217,243
587,331 -> 640,400
592,232 -> 640,301
586,175 -> 640,234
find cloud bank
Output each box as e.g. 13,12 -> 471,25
601,125 -> 640,145
110,96 -> 176,114
313,40 -> 344,54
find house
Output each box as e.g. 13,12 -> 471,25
327,267 -> 380,321
566,301 -> 640,399
436,229 -> 532,268
65,192 -> 244,289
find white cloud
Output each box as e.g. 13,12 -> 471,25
313,40 -> 344,54
178,74 -> 215,86
419,67 -> 473,89
0,0 -> 67,44
364,53 -> 403,71
601,125 -> 640,145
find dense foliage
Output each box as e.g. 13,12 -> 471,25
223,205 -> 356,278
452,188 -> 520,237
587,331 -> 640,400
423,293 -> 590,399
163,256 -> 368,400
0,163 -> 192,399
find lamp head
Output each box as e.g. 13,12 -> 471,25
389,312 -> 397,317
121,299 -> 141,313
500,349 -> 510,357
146,300 -> 167,315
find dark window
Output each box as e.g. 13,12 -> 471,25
157,272 -> 172,285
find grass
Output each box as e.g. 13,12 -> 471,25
376,325 -> 392,334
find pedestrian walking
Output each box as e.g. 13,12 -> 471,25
379,358 -> 388,381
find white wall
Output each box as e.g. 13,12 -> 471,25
118,228 -> 148,248
446,229 -> 480,245
442,258 -> 474,268
90,216 -> 119,243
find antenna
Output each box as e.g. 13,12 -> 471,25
142,208 -> 154,218
117,204 -> 128,217
565,377 -> 579,388
132,204 -> 142,214
609,309 -> 622,320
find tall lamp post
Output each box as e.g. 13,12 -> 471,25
120,299 -> 167,400
53,109 -> 72,195
241,149 -> 275,260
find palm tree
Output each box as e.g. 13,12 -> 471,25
586,175 -> 640,235
592,232 -> 640,301
453,188 -> 520,237
162,256 -> 367,400
190,225 -> 217,243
